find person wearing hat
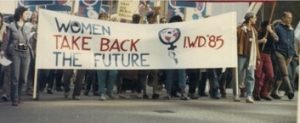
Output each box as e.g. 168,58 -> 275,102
235,12 -> 261,103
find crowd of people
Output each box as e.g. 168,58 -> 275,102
0,6 -> 298,106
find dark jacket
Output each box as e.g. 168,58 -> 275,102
274,23 -> 296,58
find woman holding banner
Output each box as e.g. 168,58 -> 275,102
0,7 -> 33,106
164,15 -> 189,100
97,13 -> 119,101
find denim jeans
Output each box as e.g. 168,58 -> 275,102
186,69 -> 200,94
0,65 -> 3,89
288,59 -> 297,90
10,53 -> 31,102
235,56 -> 255,97
165,69 -> 186,95
62,70 -> 73,93
85,70 -> 98,94
137,70 -> 149,94
206,69 -> 220,97
38,69 -> 51,91
0,65 -> 11,97
97,70 -> 118,95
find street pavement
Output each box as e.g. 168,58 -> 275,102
0,90 -> 297,123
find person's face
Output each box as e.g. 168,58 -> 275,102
31,12 -> 38,23
250,16 -> 257,25
21,10 -> 30,21
282,13 -> 293,25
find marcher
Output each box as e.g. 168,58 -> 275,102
236,12 -> 261,103
0,7 -> 34,106
271,11 -> 296,100
253,20 -> 278,101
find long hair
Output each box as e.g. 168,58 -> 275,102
14,6 -> 28,22
0,12 -> 3,30
243,17 -> 258,31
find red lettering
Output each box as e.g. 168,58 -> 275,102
54,35 -> 62,49
198,36 -> 206,47
61,36 -> 71,49
208,35 -> 217,48
100,38 -> 110,51
110,39 -> 120,52
216,35 -> 224,49
120,40 -> 129,51
72,36 -> 80,50
100,38 -> 140,52
130,39 -> 139,52
82,36 -> 91,51
184,36 -> 197,48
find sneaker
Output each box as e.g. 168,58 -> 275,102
246,96 -> 254,103
99,94 -> 106,101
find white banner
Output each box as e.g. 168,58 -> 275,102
36,9 -> 237,70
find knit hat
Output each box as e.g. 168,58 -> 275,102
244,12 -> 254,20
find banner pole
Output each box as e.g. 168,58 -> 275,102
234,68 -> 239,100
32,68 -> 38,100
